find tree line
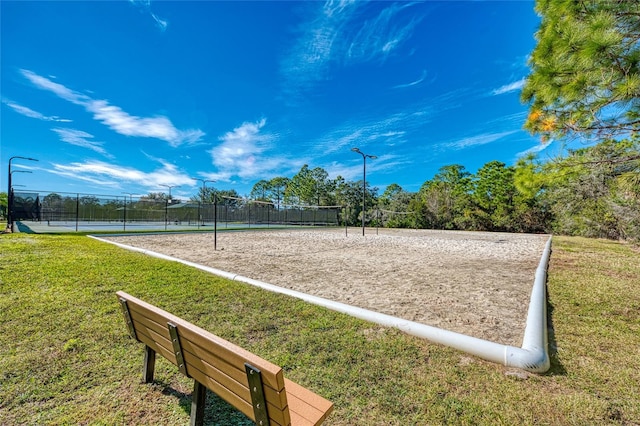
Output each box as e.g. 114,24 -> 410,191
234,137 -> 638,242
2,136 -> 637,241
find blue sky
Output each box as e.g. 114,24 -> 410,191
1,0 -> 551,200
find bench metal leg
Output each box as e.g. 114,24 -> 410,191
143,346 -> 156,383
190,380 -> 207,426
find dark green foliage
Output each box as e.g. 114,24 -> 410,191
286,165 -> 336,206
410,165 -> 472,230
522,0 -> 640,141
540,138 -> 640,241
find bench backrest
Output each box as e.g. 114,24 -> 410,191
117,291 -> 291,425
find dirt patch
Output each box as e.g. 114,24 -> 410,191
103,228 -> 549,346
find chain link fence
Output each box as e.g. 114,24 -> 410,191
10,191 -> 341,232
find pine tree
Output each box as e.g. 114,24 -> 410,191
522,0 -> 640,141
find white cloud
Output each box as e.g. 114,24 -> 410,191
87,100 -> 204,147
129,0 -> 168,32
346,2 -> 422,63
325,153 -> 403,182
392,70 -> 427,89
281,1 -> 422,94
20,69 -> 204,146
49,160 -> 193,190
21,69 -> 89,104
52,128 -> 112,158
492,78 -> 526,96
208,119 -> 297,183
151,13 -> 168,31
443,130 -> 518,150
2,98 -> 72,122
516,140 -> 553,158
310,105 -> 432,156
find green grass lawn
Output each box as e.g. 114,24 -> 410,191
1,233 -> 639,425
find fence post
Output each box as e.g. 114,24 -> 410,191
75,194 -> 79,232
214,199 -> 217,251
165,199 -> 168,231
345,206 -> 348,236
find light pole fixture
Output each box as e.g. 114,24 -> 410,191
351,147 -> 377,236
191,177 -> 217,248
190,177 -> 216,221
159,184 -> 180,230
7,156 -> 38,229
121,192 -> 135,204
10,169 -> 32,182
121,192 -> 136,230
159,184 -> 179,201
190,178 -> 216,203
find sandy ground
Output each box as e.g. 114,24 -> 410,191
104,228 -> 549,346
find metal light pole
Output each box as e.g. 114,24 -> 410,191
159,184 -> 179,200
10,170 -> 32,182
190,178 -> 215,222
9,171 -> 32,224
191,178 -> 216,248
7,156 -> 38,230
351,147 -> 377,236
160,184 -> 179,230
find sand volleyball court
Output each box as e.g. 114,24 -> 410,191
104,228 -> 549,347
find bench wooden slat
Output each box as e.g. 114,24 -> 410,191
181,343 -> 290,415
125,295 -> 286,392
119,292 -> 291,423
285,379 -> 334,426
122,293 -> 285,391
117,291 -> 332,426
187,365 -> 291,426
129,319 -> 176,364
183,350 -> 291,425
130,313 -> 291,425
128,299 -> 290,424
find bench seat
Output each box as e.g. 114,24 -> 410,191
117,291 -> 333,426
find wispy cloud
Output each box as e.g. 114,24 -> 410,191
441,130 -> 518,150
207,119 -> 300,183
312,113 -> 413,155
49,159 -> 193,190
281,1 -> 422,95
2,98 -> 72,122
325,153 -> 405,183
51,128 -> 113,158
86,100 -> 204,146
392,70 -> 427,89
492,78 -> 525,96
346,2 -> 422,63
309,88 -> 478,156
20,70 -> 88,103
20,69 -> 204,146
516,140 -> 553,158
129,0 -> 168,31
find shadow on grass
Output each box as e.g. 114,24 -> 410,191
545,295 -> 566,376
161,384 -> 254,426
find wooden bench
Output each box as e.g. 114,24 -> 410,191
116,291 -> 333,426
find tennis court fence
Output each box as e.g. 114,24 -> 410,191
10,190 -> 341,231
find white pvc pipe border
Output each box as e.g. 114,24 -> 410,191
91,235 -> 552,373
